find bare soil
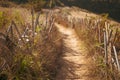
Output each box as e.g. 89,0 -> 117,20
55,23 -> 91,80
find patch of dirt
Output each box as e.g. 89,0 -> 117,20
55,23 -> 91,80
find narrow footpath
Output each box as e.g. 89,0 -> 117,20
55,23 -> 90,80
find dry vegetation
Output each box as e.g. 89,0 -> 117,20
0,7 -> 62,80
53,7 -> 120,80
73,15 -> 120,80
0,1 -> 120,80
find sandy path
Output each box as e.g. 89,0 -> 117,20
55,23 -> 89,80
48,7 -> 119,80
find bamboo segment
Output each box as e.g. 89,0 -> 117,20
104,31 -> 108,65
113,46 -> 120,71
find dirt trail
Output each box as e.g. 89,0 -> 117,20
42,7 -> 119,80
55,23 -> 90,80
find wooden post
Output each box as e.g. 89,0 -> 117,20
46,12 -> 48,30
104,31 -> 108,65
112,28 -> 118,45
6,23 -> 12,37
31,8 -> 35,42
98,24 -> 101,44
12,21 -> 25,44
107,24 -> 112,65
35,12 -> 41,32
10,25 -> 13,41
105,22 -> 109,43
108,29 -> 113,45
113,46 -> 120,71
48,18 -> 55,33
108,42 -> 112,68
112,58 -> 117,67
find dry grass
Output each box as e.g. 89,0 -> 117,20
0,6 -> 120,80
74,17 -> 120,80
0,7 -> 32,33
0,8 -> 62,80
54,7 -> 120,79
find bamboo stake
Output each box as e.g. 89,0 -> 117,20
31,8 -> 35,42
112,28 -> 118,45
6,23 -> 12,36
108,29 -> 113,45
48,18 -> 55,33
112,58 -> 117,67
45,12 -> 48,30
10,25 -> 13,41
12,21 -> 25,44
104,31 -> 109,80
98,23 -> 101,44
35,12 -> 41,32
104,31 -> 108,65
113,46 -> 120,71
105,22 -> 109,43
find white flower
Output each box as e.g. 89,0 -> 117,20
34,32 -> 37,35
26,39 -> 29,42
19,39 -> 21,41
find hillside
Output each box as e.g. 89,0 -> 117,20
1,0 -> 119,22
60,0 -> 120,22
0,1 -> 120,80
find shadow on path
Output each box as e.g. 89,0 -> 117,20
55,23 -> 89,80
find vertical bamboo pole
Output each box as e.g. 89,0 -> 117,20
108,30 -> 113,45
12,21 -> 25,44
35,12 -> 40,32
104,22 -> 109,80
98,23 -> 101,44
112,28 -> 118,45
104,31 -> 108,65
46,12 -> 48,30
105,22 -> 109,43
113,46 -> 120,71
31,8 -> 35,43
107,24 -> 112,65
10,25 -> 13,41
